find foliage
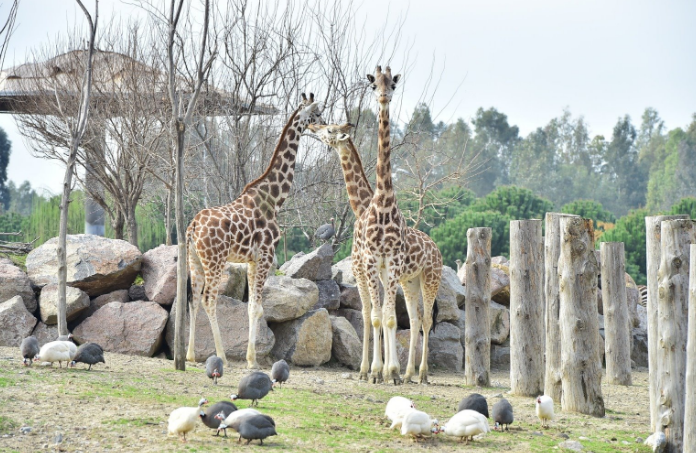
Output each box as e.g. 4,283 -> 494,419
561,199 -> 616,227
669,196 -> 696,220
0,127 -> 10,211
398,186 -> 476,234
471,185 -> 554,221
599,208 -> 650,285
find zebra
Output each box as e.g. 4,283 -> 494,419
637,285 -> 647,307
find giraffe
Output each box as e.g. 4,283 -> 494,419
186,93 -> 324,369
307,122 -> 443,384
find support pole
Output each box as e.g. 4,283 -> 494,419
464,227 -> 491,387
683,244 -> 696,452
600,242 -> 631,385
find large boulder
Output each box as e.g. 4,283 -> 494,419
0,296 -> 37,346
395,329 -> 423,372
489,301 -> 511,345
141,245 -> 177,305
280,244 -> 334,281
0,260 -> 37,312
330,316 -> 361,369
72,289 -> 131,326
636,304 -> 647,331
262,276 -> 318,322
631,328 -> 648,368
270,308 -> 332,366
218,263 -> 248,301
313,280 -> 341,310
164,296 -> 275,362
73,301 -> 168,357
332,308 -> 365,340
490,264 -> 511,306
491,343 -> 511,370
331,256 -> 355,285
32,321 -> 59,345
439,266 -> 466,308
26,234 -> 142,297
427,322 -> 463,371
339,284 -> 362,310
38,284 -> 90,325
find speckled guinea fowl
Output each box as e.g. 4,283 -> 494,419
70,343 -> 105,370
271,360 -> 289,387
236,414 -> 277,445
20,336 -> 39,366
458,393 -> 489,418
200,401 -> 237,433
205,355 -> 224,385
231,371 -> 274,406
492,398 -> 513,431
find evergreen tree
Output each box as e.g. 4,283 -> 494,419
0,128 -> 11,211
470,107 -> 520,194
604,116 -> 646,215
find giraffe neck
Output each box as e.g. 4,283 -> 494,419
336,139 -> 373,217
242,107 -> 304,208
374,102 -> 394,197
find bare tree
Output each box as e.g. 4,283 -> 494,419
0,0 -> 19,69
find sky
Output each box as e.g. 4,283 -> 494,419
0,0 -> 694,195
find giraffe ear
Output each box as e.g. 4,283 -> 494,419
392,74 -> 401,84
309,92 -> 315,102
366,74 -> 375,83
341,123 -> 355,131
301,93 -> 307,101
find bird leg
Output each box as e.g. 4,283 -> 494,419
260,439 -> 264,445
246,439 -> 251,445
88,364 -> 92,371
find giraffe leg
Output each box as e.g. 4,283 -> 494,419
201,276 -> 228,366
186,247 -> 205,362
247,258 -> 271,370
353,263 -> 372,382
382,267 -> 402,385
366,259 -> 383,384
419,273 -> 440,385
401,277 -> 421,383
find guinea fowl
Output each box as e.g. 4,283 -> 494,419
271,359 -> 289,387
199,401 -> 237,434
314,218 -> 335,243
205,355 -> 224,385
231,371 -> 273,406
167,398 -> 208,442
20,336 -> 39,366
400,409 -> 438,440
236,414 -> 277,445
69,343 -> 105,370
214,408 -> 261,437
385,396 -> 415,430
458,393 -> 489,418
535,395 -> 554,428
35,341 -> 75,368
492,398 -> 513,431
440,409 -> 490,443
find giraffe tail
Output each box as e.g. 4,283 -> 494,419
430,300 -> 439,333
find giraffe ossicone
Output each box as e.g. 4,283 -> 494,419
186,93 -> 324,369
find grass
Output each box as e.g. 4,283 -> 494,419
0,347 -> 654,452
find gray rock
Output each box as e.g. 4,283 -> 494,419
73,301 -> 168,356
491,256 -> 509,266
313,280 -> 340,310
395,329 -> 423,372
330,316 -> 361,369
262,276 -> 318,322
0,295 -> 37,346
636,304 -> 647,332
428,322 -> 463,371
491,343 -> 511,370
331,256 -> 355,285
71,289 -> 131,327
270,308 -> 332,366
128,285 -> 147,301
439,266 -> 466,308
31,322 -> 59,345
490,264 -> 511,306
558,440 -> 583,451
164,295 -> 274,362
454,308 -> 466,351
631,328 -> 648,368
0,260 -> 37,312
141,245 -> 177,305
280,244 -> 334,281
218,263 -> 248,301
339,284 -> 362,310
332,308 -> 365,341
26,234 -> 142,296
490,301 -> 510,345
38,284 -> 90,325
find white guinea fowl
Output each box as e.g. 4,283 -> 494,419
215,408 -> 261,437
400,409 -> 437,440
385,396 -> 415,430
535,395 -> 554,428
440,409 -> 490,443
34,341 -> 76,368
168,398 -> 208,442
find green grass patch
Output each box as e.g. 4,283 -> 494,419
103,417 -> 160,427
0,416 -> 17,435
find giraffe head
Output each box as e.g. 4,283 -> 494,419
297,92 -> 325,128
307,122 -> 354,148
366,65 -> 401,106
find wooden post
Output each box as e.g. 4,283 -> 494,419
683,244 -> 696,453
559,217 -> 604,417
600,242 -> 631,385
656,219 -> 696,452
544,213 -> 579,402
645,214 -> 688,431
465,227 -> 491,387
510,220 -> 544,396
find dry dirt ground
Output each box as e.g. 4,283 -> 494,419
0,346 -> 652,453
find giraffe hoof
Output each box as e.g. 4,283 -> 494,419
418,374 -> 429,385
371,372 -> 383,384
358,373 -> 368,382
247,362 -> 260,371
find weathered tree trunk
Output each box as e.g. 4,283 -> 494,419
464,227 -> 491,387
125,204 -> 138,247
645,214 -> 688,431
110,210 -> 124,240
656,219 -> 696,452
173,121 -> 188,371
165,186 -> 173,246
600,242 -> 631,385
559,217 -> 604,417
544,213 -> 579,402
510,219 -> 544,396
683,244 -> 696,453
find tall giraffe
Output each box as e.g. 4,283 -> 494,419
307,122 -> 442,384
186,93 -> 324,369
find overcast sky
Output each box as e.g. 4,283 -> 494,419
0,0 -> 694,195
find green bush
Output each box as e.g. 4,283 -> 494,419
471,185 -> 553,221
599,208 -> 650,285
669,197 -> 696,220
561,199 -> 616,225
